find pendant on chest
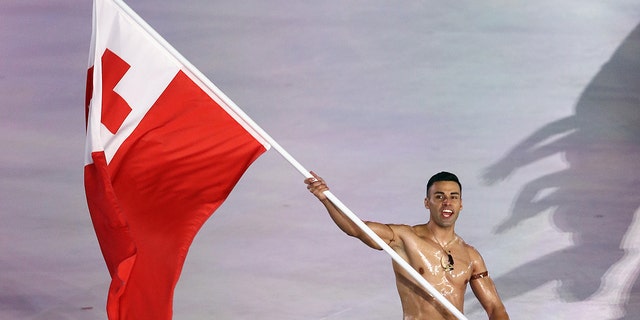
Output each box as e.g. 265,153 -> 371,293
440,251 -> 454,272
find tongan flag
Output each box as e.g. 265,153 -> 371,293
84,0 -> 270,319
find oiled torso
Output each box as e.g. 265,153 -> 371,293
389,224 -> 474,320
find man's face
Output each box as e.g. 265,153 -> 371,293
425,181 -> 463,228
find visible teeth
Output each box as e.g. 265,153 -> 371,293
443,210 -> 452,213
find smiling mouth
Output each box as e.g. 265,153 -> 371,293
442,209 -> 453,218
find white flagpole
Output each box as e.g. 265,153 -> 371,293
106,0 -> 467,318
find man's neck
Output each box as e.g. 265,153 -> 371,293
426,221 -> 455,244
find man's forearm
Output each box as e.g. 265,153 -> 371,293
320,198 -> 360,237
488,307 -> 509,320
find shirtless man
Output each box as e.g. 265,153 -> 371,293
305,171 -> 509,320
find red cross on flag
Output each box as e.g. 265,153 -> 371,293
84,0 -> 270,319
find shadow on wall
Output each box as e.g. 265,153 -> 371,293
481,23 -> 640,318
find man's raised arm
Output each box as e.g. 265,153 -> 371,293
305,171 -> 394,250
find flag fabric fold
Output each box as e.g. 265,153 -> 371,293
84,0 -> 270,319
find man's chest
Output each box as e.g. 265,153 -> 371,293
398,236 -> 474,286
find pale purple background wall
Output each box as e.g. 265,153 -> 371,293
1,1 -> 639,319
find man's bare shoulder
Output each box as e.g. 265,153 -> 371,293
383,223 -> 424,240
385,223 -> 414,233
460,240 -> 488,267
387,223 -> 433,234
460,240 -> 480,254
388,223 -> 440,242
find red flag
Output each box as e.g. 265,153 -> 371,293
85,1 -> 270,319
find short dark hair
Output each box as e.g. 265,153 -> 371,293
426,171 -> 462,196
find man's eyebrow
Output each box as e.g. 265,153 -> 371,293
433,191 -> 460,194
